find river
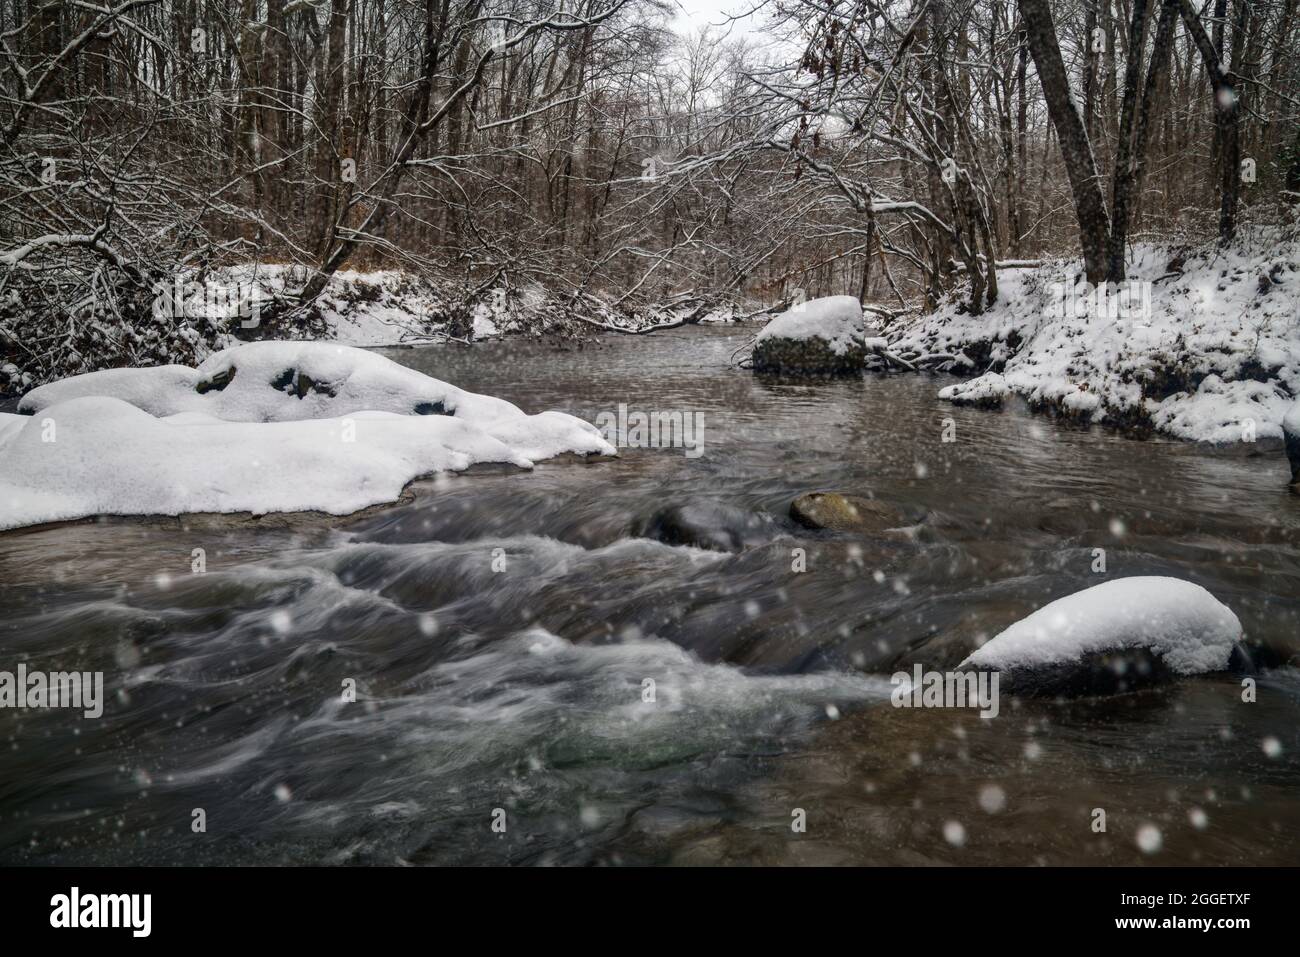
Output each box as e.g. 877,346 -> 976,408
1,325 -> 1297,865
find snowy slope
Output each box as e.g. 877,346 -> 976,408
886,229 -> 1300,445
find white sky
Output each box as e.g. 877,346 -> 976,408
669,0 -> 764,37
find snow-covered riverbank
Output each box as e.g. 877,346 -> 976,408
162,266 -> 747,349
885,228 -> 1300,447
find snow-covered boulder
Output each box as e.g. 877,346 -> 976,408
0,342 -> 614,531
938,371 -> 1010,409
752,295 -> 867,375
1285,400 -> 1300,485
959,577 -> 1244,696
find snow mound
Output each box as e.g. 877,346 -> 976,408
17,365 -> 204,418
19,341 -> 610,461
1,343 -> 614,530
960,577 -> 1242,676
755,295 -> 865,356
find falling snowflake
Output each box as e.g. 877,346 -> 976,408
1135,823 -> 1162,854
978,784 -> 1006,814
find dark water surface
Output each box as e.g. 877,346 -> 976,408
2,326 -> 1298,865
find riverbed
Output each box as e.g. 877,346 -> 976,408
1,326 -> 1297,865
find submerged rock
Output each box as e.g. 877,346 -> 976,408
752,295 -> 867,375
790,492 -> 900,532
639,502 -> 773,552
960,576 -> 1243,697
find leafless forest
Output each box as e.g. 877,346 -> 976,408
2,0 -> 1298,383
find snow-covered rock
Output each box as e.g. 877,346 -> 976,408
0,342 -> 614,530
753,295 -> 867,375
938,371 -> 1010,408
960,577 -> 1243,695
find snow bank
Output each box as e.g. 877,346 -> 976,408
888,229 -> 1300,444
1,342 -> 614,530
209,266 -> 452,347
961,577 -> 1242,676
755,295 -> 866,356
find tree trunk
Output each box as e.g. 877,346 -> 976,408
1177,0 -> 1242,243
1019,0 -> 1111,280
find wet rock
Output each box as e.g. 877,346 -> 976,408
1284,401 -> 1300,486
790,492 -> 900,532
752,295 -> 867,376
980,648 -> 1177,697
195,364 -> 236,394
269,367 -> 338,399
638,502 -> 773,552
975,640 -> 1256,697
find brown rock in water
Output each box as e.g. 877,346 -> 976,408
790,492 -> 900,532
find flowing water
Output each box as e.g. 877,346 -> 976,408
2,326 -> 1298,865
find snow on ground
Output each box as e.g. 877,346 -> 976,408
756,294 -> 865,355
961,577 -> 1242,675
0,342 -> 614,530
211,265 -> 456,347
885,228 -> 1300,445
